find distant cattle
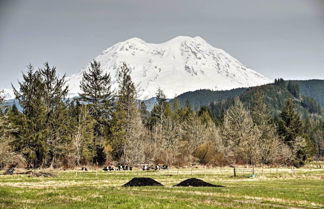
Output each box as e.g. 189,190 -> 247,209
161,165 -> 168,170
117,165 -> 132,171
142,164 -> 166,171
103,166 -> 114,171
81,167 -> 88,171
142,165 -> 150,171
103,165 -> 132,171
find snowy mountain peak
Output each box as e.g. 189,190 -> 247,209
67,36 -> 270,99
0,88 -> 14,100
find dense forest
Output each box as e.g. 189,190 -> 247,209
173,80 -> 324,111
0,62 -> 323,170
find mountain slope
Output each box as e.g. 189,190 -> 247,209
296,80 -> 324,108
67,36 -> 270,99
171,80 -> 324,111
170,88 -> 247,110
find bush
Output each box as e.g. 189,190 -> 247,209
0,141 -> 26,169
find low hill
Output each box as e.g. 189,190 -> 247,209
295,80 -> 324,108
171,79 -> 324,119
170,88 -> 246,110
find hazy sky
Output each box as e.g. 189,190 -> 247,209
0,0 -> 324,89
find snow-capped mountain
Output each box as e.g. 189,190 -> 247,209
67,36 -> 270,99
2,36 -> 270,100
0,88 -> 14,100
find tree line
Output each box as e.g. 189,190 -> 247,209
0,62 -> 323,169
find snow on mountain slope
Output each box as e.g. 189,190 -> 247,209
67,36 -> 270,99
0,88 -> 14,100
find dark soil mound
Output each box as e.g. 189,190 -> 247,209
174,178 -> 224,187
123,177 -> 163,187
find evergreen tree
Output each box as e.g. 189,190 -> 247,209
278,99 -> 302,146
274,78 -> 286,88
287,81 -> 300,98
110,63 -> 145,164
79,60 -> 114,165
79,60 -> 114,136
278,99 -> 308,167
0,98 -> 25,169
12,63 -> 69,168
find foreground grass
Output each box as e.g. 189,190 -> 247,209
0,167 -> 323,209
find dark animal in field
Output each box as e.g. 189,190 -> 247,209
142,165 -> 150,171
174,178 -> 224,187
103,166 -> 114,171
117,165 -> 132,171
4,165 -> 16,175
103,165 -> 132,171
123,177 -> 163,187
142,165 -> 161,171
81,167 -> 88,171
161,165 -> 168,170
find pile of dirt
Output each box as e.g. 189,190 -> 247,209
123,177 -> 163,187
174,178 -> 224,187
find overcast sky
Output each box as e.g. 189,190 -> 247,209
0,0 -> 324,89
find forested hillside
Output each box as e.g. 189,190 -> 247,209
170,88 -> 246,110
209,80 -> 323,119
172,79 -> 324,117
296,80 -> 324,108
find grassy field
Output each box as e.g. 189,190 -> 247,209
0,166 -> 323,209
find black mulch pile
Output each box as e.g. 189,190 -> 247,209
174,178 -> 224,187
123,177 -> 163,187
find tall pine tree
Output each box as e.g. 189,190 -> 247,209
79,60 -> 114,165
12,63 -> 69,168
79,60 -> 114,136
110,63 -> 145,164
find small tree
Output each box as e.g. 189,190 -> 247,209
70,103 -> 95,166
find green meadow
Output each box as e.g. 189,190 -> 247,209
0,166 -> 323,209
